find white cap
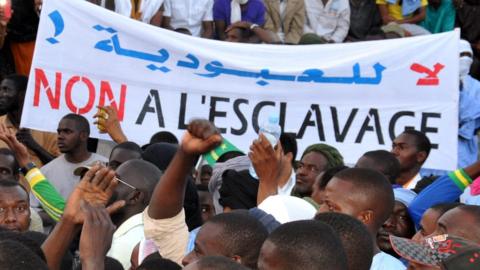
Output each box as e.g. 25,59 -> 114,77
258,195 -> 316,224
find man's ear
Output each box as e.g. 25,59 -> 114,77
126,190 -> 145,205
416,151 -> 427,164
357,210 -> 374,226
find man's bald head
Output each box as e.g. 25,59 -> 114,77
110,160 -> 162,226
433,205 -> 480,244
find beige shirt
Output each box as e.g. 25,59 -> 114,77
0,115 -> 60,167
143,207 -> 189,265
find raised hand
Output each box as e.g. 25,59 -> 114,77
93,105 -> 127,143
79,202 -> 116,270
0,124 -> 30,167
180,119 -> 222,156
63,164 -> 125,224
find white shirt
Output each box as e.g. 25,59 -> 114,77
164,0 -> 214,37
404,173 -> 422,190
277,169 -> 296,195
303,0 -> 350,43
107,213 -> 145,270
276,0 -> 287,42
370,252 -> 406,270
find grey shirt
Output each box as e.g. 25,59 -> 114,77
30,153 -> 108,209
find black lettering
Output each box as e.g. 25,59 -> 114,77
177,93 -> 189,130
421,112 -> 441,149
297,104 -> 325,141
231,99 -> 248,135
355,109 -> 384,144
252,101 -> 275,133
279,102 -> 287,132
389,111 -> 415,140
209,96 -> 229,134
331,107 -> 358,142
136,89 -> 164,127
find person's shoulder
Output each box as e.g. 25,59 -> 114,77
372,252 -> 406,269
41,155 -> 65,169
89,152 -> 108,162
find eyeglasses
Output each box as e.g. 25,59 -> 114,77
114,175 -> 137,190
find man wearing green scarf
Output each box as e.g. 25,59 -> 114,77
292,143 -> 344,199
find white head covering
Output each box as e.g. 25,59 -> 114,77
459,40 -> 473,82
258,195 -> 316,224
393,188 -> 417,208
230,0 -> 249,24
459,39 -> 473,55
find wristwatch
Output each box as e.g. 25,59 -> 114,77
250,23 -> 259,30
20,162 -> 37,175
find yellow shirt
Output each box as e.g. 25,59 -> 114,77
376,0 -> 428,20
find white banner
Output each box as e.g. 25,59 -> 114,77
23,0 -> 459,170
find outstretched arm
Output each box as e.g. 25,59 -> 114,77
148,119 -> 222,219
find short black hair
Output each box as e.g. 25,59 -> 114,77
0,240 -> 48,270
0,148 -> 19,175
206,212 -> 268,269
279,132 -> 297,163
149,131 -> 179,145
23,231 -> 73,270
138,258 -> 181,270
111,141 -> 142,155
104,257 -> 124,270
3,74 -> 28,93
402,130 -> 432,158
61,113 -> 90,135
317,165 -> 349,190
457,205 -> 480,224
430,202 -> 463,216
334,168 -> 394,229
359,150 -> 400,184
265,220 -> 347,270
314,213 -> 374,270
0,179 -> 28,199
194,256 -> 250,270
0,231 -> 46,262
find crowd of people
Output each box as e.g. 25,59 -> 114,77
0,0 -> 480,269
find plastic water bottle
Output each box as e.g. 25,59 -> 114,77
249,115 -> 282,179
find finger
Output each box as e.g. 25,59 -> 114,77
98,169 -> 115,191
82,165 -> 102,183
105,175 -> 118,197
106,200 -> 126,215
91,167 -> 109,187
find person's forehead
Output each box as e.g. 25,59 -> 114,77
325,177 -> 355,196
301,151 -> 327,166
393,201 -> 408,213
197,222 -> 223,247
393,133 -> 416,146
0,186 -> 28,202
0,154 -> 16,167
0,79 -> 16,89
58,118 -> 77,129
